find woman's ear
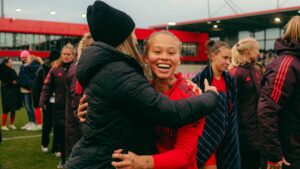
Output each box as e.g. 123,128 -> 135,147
177,59 -> 181,65
143,55 -> 150,64
211,53 -> 215,62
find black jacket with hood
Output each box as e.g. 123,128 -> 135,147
258,37 -> 300,167
67,42 -> 219,169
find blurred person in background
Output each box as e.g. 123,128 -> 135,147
18,51 -> 41,131
258,16 -> 300,169
229,37 -> 262,169
40,43 -> 75,168
32,49 -> 60,153
65,33 -> 93,159
0,57 -> 22,130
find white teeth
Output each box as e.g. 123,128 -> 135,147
157,64 -> 170,69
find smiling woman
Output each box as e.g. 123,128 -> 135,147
111,30 -> 206,169
144,31 -> 182,81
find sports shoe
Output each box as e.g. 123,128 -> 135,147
36,124 -> 42,130
21,122 -> 30,130
55,152 -> 61,157
26,122 -> 38,131
57,159 -> 66,168
9,124 -> 17,130
41,146 -> 49,153
1,126 -> 9,131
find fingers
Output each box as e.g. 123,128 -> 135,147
79,95 -> 87,104
111,154 -> 132,168
282,157 -> 291,166
79,102 -> 88,111
204,79 -> 209,87
78,103 -> 88,122
203,79 -> 219,94
114,149 -> 123,153
78,110 -> 87,122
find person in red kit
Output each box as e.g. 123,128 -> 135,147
111,31 -> 219,169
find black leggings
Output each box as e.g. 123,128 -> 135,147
54,125 -> 65,160
41,104 -> 57,152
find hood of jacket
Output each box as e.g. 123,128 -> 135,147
274,37 -> 300,58
76,41 -> 143,88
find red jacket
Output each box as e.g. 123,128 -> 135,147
153,73 -> 204,169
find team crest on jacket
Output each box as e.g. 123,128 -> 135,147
57,72 -> 63,77
245,76 -> 251,81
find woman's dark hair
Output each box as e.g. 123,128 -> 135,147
1,57 -> 10,65
206,40 -> 230,60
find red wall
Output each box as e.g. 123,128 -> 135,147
0,18 -> 208,61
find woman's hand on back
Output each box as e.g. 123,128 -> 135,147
186,80 -> 202,94
78,94 -> 88,122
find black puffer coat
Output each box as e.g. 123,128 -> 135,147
67,42 -> 219,169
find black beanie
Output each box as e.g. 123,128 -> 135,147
87,1 -> 135,47
49,49 -> 60,62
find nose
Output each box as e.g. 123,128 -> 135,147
160,52 -> 169,60
226,58 -> 231,65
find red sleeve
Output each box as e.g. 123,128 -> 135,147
204,152 -> 216,166
153,119 -> 203,169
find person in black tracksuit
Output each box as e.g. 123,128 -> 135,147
258,16 -> 300,169
32,49 -> 60,153
40,44 -> 75,168
229,37 -> 262,169
67,1 -> 219,169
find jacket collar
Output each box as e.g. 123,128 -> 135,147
77,41 -> 143,87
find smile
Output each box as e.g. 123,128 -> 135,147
157,63 -> 170,69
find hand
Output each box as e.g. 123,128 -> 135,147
12,80 -> 17,85
186,80 -> 202,95
204,79 -> 218,94
78,95 -> 88,122
112,149 -> 139,169
267,157 -> 291,169
112,149 -> 153,169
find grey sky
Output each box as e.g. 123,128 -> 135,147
3,0 -> 300,28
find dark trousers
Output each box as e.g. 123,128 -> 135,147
41,103 -> 58,152
241,150 -> 261,169
54,125 -> 66,160
0,129 -> 2,144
